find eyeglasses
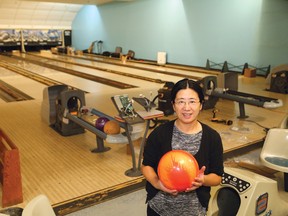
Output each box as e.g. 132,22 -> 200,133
174,100 -> 200,107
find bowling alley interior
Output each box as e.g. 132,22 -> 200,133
0,0 -> 288,215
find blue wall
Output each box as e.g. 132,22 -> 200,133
72,5 -> 102,51
72,0 -> 288,69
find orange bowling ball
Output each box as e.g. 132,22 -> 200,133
103,120 -> 121,134
158,150 -> 199,192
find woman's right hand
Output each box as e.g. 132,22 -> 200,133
141,165 -> 178,195
157,180 -> 178,196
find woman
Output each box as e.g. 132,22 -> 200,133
141,78 -> 224,216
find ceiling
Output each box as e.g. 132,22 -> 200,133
0,0 -> 133,29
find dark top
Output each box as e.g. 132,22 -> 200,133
142,120 -> 224,209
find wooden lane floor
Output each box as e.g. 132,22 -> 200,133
65,52 -> 220,77
2,53 -> 167,90
0,53 -> 287,214
0,54 -> 164,98
27,51 -> 212,82
0,60 -> 90,97
0,79 -> 34,102
0,97 -> 146,213
0,65 -> 47,103
0,54 -> 138,90
26,52 -> 169,84
0,52 -> 206,213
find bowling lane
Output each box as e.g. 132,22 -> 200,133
68,52 -> 219,77
2,51 -> 218,105
14,52 -> 159,83
0,54 -> 165,100
0,66 -> 46,102
24,59 -> 163,91
8,52 -> 178,89
30,51 -> 210,82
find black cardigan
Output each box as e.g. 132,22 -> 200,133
142,120 -> 224,208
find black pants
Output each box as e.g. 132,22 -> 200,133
147,204 -> 160,216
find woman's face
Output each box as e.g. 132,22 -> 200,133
172,88 -> 202,124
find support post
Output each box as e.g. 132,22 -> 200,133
124,124 -> 142,177
91,135 -> 110,153
265,65 -> 271,78
242,63 -> 249,75
137,120 -> 150,170
238,102 -> 248,119
284,173 -> 288,192
206,59 -> 210,70
222,61 -> 229,72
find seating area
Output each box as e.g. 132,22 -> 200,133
260,128 -> 288,191
22,194 -> 56,216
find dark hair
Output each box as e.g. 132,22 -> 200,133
171,78 -> 204,104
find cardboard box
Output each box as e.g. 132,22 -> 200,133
75,50 -> 83,56
244,68 -> 257,77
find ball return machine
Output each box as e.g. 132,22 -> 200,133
41,85 -> 127,153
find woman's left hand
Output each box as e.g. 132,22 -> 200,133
185,166 -> 206,192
